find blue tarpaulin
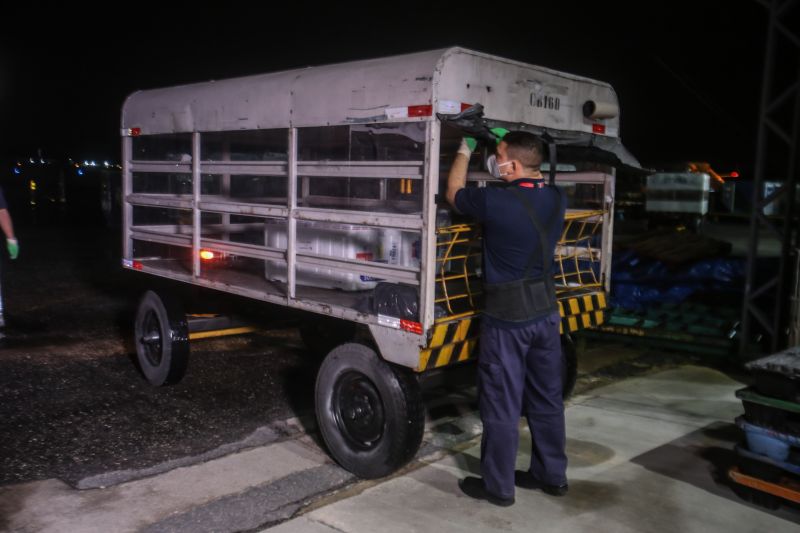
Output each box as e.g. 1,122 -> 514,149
610,251 -> 745,311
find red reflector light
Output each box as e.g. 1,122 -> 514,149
461,102 -> 473,112
730,171 -> 739,178
132,261 -> 143,270
592,124 -> 606,134
400,319 -> 423,335
129,127 -> 141,137
200,250 -> 215,260
407,105 -> 432,117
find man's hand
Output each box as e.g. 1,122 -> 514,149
490,127 -> 509,143
458,137 -> 477,157
7,238 -> 18,260
448,138 -> 475,208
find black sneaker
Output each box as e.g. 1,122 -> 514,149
514,470 -> 569,496
458,476 -> 515,507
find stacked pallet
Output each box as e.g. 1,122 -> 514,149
730,347 -> 800,509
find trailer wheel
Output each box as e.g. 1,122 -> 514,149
561,333 -> 578,399
134,290 -> 189,386
315,343 -> 424,479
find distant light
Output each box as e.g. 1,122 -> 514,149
29,180 -> 37,191
29,158 -> 34,163
13,167 -> 20,175
83,160 -> 89,166
730,171 -> 739,178
91,161 -> 96,167
200,250 -> 215,260
77,169 -> 84,176
104,161 -> 109,167
40,159 -> 45,164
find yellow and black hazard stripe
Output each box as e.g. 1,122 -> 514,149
419,317 -> 480,371
558,291 -> 607,334
418,291 -> 608,371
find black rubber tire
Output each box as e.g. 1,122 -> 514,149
300,316 -> 357,357
134,290 -> 189,386
315,343 -> 425,479
561,333 -> 578,399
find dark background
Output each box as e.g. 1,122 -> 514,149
0,1 -> 769,174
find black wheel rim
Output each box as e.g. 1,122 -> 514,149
332,371 -> 385,450
140,309 -> 163,366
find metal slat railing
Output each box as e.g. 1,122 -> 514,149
433,210 -> 605,322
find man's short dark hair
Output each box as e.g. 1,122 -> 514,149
502,131 -> 544,171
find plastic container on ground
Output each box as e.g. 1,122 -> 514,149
737,387 -> 800,438
746,347 -> 800,402
737,416 -> 799,463
745,430 -> 792,462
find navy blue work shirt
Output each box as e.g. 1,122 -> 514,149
455,177 -> 566,328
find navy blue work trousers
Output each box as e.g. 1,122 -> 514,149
478,312 -> 567,499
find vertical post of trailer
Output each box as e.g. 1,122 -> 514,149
122,136 -> 133,260
221,141 -> 231,244
420,120 -> 440,332
601,171 -> 616,293
287,128 -> 298,300
192,131 -> 201,278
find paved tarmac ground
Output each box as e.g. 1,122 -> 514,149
0,225 -> 321,486
2,366 -> 798,532
268,366 -> 800,533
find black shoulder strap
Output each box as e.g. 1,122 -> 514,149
540,132 -> 558,186
509,187 -> 562,277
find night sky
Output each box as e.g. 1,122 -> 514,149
0,1 -> 769,174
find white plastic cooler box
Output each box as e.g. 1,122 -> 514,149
646,172 -> 710,215
264,220 -> 420,291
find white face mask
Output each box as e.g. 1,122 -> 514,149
486,155 -> 512,178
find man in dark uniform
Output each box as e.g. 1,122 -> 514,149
446,131 -> 567,507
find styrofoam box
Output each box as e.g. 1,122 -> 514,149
646,172 -> 710,215
265,220 -> 419,291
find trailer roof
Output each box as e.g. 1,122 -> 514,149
122,47 -> 621,138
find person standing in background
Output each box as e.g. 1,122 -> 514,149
0,184 -> 19,328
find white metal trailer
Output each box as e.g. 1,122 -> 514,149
120,47 -> 639,478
